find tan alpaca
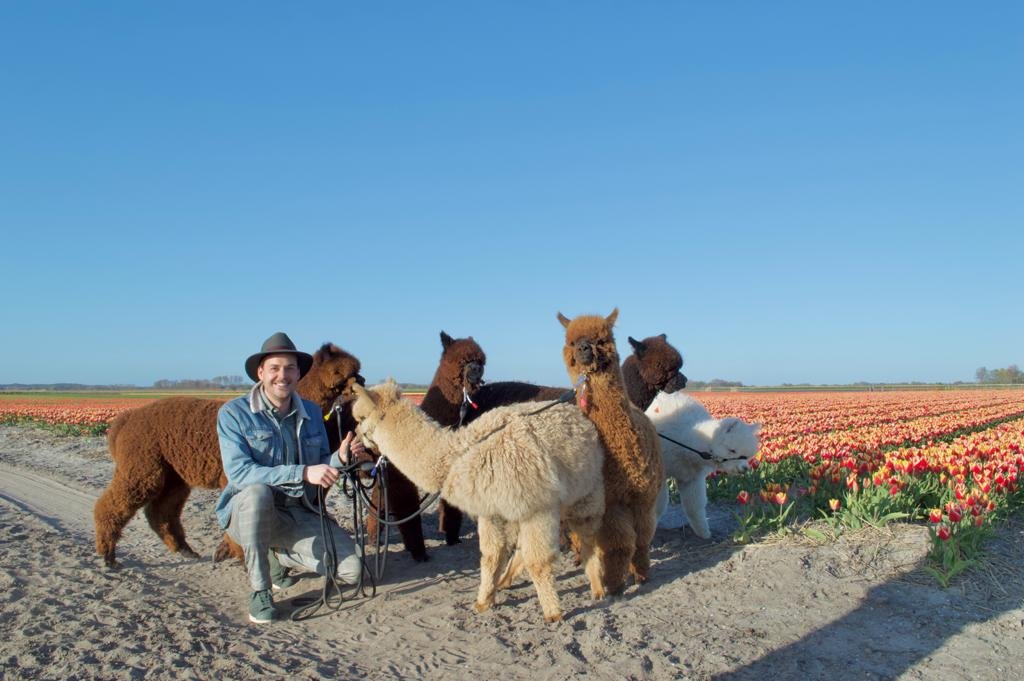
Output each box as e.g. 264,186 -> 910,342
350,380 -> 605,622
557,309 -> 663,595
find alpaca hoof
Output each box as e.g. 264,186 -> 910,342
474,600 -> 492,614
544,612 -> 564,623
445,537 -> 462,546
411,551 -> 430,563
101,554 -> 120,570
606,583 -> 627,598
179,547 -> 201,560
591,587 -> 606,600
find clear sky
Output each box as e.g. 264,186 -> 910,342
2,3 -> 1021,387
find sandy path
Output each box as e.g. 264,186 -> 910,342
1,425 -> 1022,680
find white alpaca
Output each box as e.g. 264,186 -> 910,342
645,391 -> 760,539
350,380 -> 605,622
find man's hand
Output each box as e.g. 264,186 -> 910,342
304,463 -> 339,488
338,431 -> 369,464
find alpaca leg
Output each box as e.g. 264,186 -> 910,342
213,534 -> 245,563
387,467 -> 429,562
94,467 -> 165,568
654,479 -> 670,521
495,548 -> 523,591
474,517 -> 513,614
566,490 -> 606,600
518,514 -> 562,623
437,499 -> 464,546
143,471 -> 200,559
629,500 -> 658,585
680,476 -> 711,539
597,503 -> 636,596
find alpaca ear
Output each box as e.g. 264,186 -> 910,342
751,423 -> 762,434
724,418 -> 737,433
440,331 -> 454,350
557,312 -> 571,329
352,382 -> 374,404
606,308 -> 619,326
628,336 -> 646,357
659,333 -> 667,341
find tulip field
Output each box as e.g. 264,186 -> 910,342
697,388 -> 1024,584
2,387 -> 1022,583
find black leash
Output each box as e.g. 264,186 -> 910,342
290,405 -> 391,621
657,432 -> 715,461
289,458 -> 381,621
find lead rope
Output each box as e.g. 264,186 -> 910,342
291,407 -> 384,621
289,458 -> 379,621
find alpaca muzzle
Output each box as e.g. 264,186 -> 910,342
463,362 -> 484,392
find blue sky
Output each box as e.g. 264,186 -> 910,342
2,3 -> 1021,387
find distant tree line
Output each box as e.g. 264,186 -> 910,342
687,379 -> 744,389
152,375 -> 250,390
975,365 -> 1024,384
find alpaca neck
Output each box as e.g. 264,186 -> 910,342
297,373 -> 333,413
371,401 -> 458,493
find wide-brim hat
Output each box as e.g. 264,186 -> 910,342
245,332 -> 314,382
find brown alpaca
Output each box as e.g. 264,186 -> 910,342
410,331 -> 487,545
94,343 -> 366,569
557,309 -> 663,594
357,332 -> 485,559
621,334 -> 688,411
413,332 -> 568,544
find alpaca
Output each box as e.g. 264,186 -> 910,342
410,331 -> 487,546
557,309 -> 663,594
350,380 -> 605,622
94,343 -> 365,568
415,331 -> 568,545
646,391 -> 760,538
621,334 -> 688,411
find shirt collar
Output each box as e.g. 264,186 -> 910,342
248,383 -> 310,421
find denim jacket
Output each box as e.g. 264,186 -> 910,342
215,385 -> 342,528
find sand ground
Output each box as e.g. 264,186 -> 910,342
1,424 -> 1022,681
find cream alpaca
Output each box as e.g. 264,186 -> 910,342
646,391 -> 760,538
350,380 -> 605,623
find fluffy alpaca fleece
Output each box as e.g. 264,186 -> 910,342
621,334 -> 688,411
645,391 -> 760,539
93,343 -> 365,569
351,380 -> 605,623
557,309 -> 663,595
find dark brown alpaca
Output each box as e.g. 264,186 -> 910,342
557,309 -> 663,595
621,334 -> 688,411
413,332 -> 487,545
411,332 -> 569,544
94,343 -> 365,568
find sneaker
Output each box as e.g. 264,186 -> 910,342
248,589 -> 278,624
268,550 -> 297,591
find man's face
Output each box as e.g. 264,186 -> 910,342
257,353 -> 300,405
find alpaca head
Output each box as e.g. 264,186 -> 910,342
351,379 -> 404,452
627,334 -> 687,393
707,417 -> 761,474
305,343 -> 365,398
438,331 -> 486,396
557,309 -> 622,378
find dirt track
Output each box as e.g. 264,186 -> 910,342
1,424 -> 1022,680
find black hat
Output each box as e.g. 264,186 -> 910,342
244,332 -> 314,382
